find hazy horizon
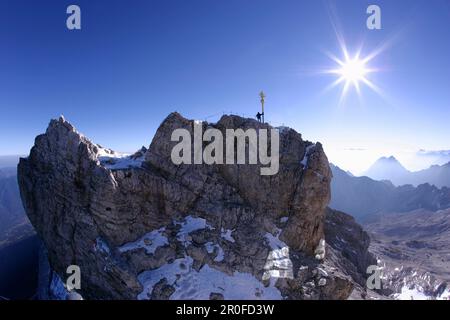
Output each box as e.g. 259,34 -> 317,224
1,113 -> 449,175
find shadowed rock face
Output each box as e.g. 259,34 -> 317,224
325,208 -> 377,288
17,112 -> 371,300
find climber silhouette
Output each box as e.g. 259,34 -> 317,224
256,112 -> 262,122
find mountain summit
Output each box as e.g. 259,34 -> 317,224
364,156 -> 450,187
17,113 -> 375,300
364,156 -> 410,183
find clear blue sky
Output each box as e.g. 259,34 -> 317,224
1,0 -> 450,173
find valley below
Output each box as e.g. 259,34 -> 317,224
364,209 -> 450,299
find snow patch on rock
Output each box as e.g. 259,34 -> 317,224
94,237 -> 111,255
301,144 -> 316,167
220,228 -> 235,243
205,242 -> 225,262
176,216 -> 212,246
119,227 -> 168,255
96,146 -> 145,170
263,229 -> 293,281
265,228 -> 287,250
137,256 -> 282,300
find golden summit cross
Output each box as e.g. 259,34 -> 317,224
259,91 -> 265,123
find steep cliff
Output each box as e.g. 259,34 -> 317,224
18,112 -> 374,300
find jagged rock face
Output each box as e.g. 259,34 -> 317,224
145,114 -> 331,254
325,208 -> 377,288
18,112 -> 369,300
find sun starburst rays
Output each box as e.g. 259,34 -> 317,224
323,46 -> 382,104
320,2 -> 397,107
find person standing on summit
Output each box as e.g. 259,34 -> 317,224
256,111 -> 262,122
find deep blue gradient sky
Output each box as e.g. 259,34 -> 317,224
1,0 -> 450,173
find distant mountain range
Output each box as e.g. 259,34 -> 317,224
330,164 -> 450,221
363,156 -> 450,188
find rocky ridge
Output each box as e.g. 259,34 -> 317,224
18,113 -> 375,300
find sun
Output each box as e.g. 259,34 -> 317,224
325,49 -> 379,101
320,4 -> 394,104
338,57 -> 369,84
323,47 -> 383,103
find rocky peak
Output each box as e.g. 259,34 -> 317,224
18,112 -> 373,300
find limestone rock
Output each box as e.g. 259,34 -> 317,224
18,112 -> 371,300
